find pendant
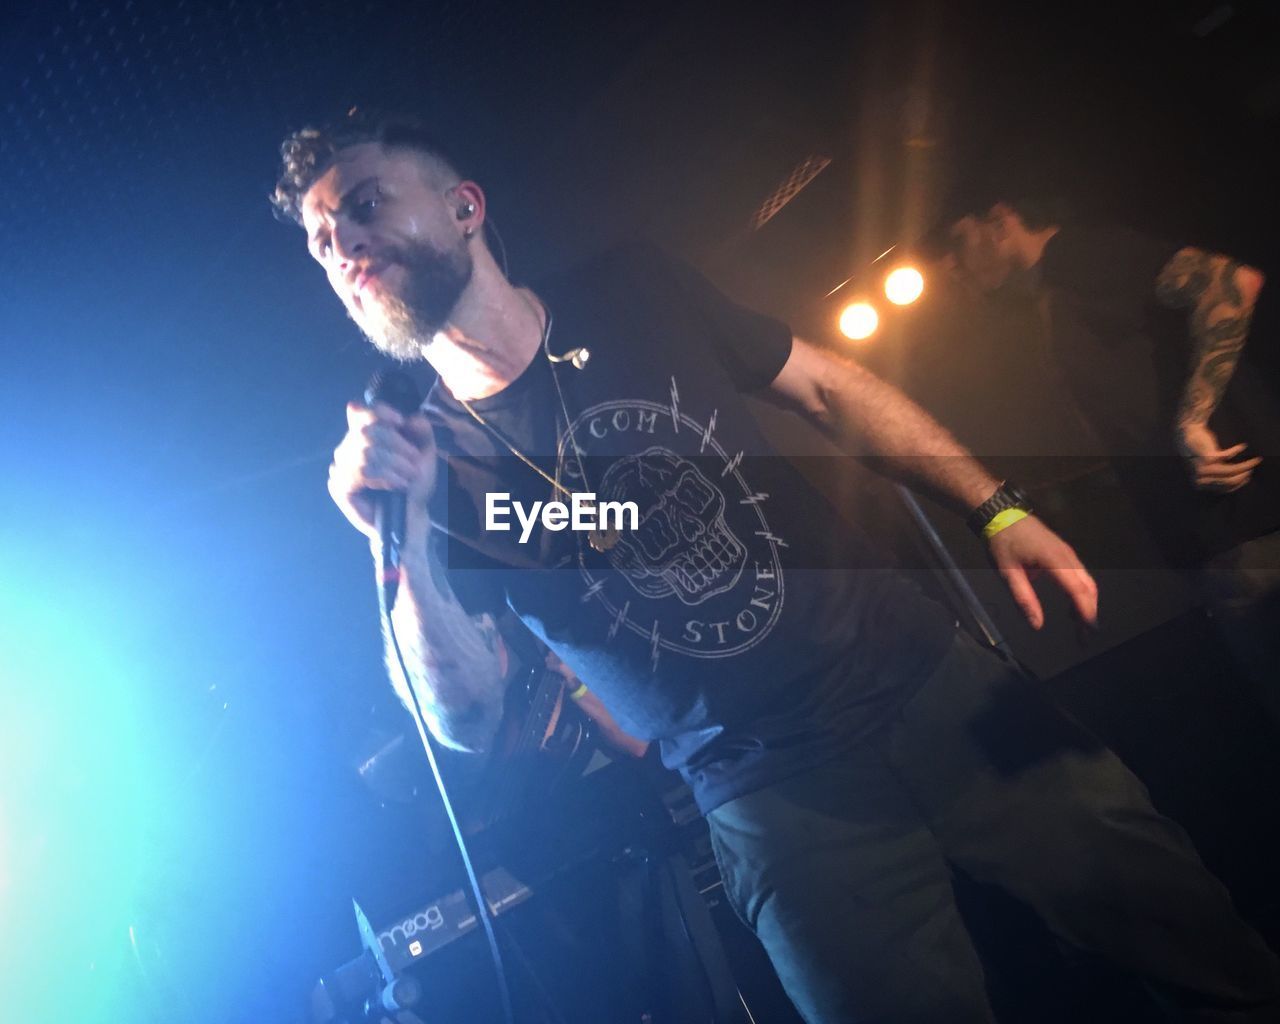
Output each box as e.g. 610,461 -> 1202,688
589,526 -> 620,553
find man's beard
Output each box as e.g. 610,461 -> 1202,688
358,237 -> 473,361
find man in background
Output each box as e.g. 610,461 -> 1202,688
935,197 -> 1280,710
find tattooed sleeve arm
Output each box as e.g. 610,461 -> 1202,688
385,524 -> 510,754
1154,246 -> 1267,430
328,400 -> 509,752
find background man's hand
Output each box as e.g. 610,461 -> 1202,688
327,401 -> 437,540
987,517 -> 1098,631
1176,421 -> 1261,493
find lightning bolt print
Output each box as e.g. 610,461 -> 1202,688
669,377 -> 680,433
722,451 -> 744,477
699,410 -> 718,453
607,601 -> 631,642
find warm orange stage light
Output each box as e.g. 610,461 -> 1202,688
884,266 -> 924,306
838,302 -> 879,340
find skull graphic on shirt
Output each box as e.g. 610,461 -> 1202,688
598,447 -> 747,605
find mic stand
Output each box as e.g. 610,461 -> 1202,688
895,485 -> 1030,675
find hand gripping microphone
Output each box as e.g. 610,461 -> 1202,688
364,370 -> 424,610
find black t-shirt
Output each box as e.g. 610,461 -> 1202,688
422,243 -> 957,813
1040,224 -> 1280,565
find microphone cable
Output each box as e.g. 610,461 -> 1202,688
377,559 -> 517,1024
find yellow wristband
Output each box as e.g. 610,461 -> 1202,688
568,682 -> 589,701
982,507 -> 1030,540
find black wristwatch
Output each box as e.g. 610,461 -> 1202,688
967,482 -> 1034,537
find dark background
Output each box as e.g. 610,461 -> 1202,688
2,2 -> 1279,1022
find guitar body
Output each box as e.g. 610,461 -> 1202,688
467,666 -> 597,832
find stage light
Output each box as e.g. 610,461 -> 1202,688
0,557 -> 160,1023
839,301 -> 879,340
884,266 -> 924,306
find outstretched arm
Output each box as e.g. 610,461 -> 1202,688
1155,246 -> 1267,491
766,337 -> 1098,630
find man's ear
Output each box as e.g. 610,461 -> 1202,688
448,180 -> 485,229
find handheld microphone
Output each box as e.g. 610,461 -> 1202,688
364,370 -> 424,610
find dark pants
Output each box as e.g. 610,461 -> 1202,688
707,631 -> 1280,1023
1199,528 -> 1280,724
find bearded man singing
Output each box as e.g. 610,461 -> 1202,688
272,112 -> 1280,1023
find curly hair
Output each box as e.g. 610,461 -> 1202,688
270,109 -> 465,226
918,189 -> 1071,260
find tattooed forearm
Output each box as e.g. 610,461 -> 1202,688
1155,248 -> 1214,308
1220,258 -> 1244,307
424,541 -> 457,601
1156,247 -> 1265,427
421,537 -> 499,654
383,532 -> 508,752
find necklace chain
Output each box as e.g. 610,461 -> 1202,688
454,291 -> 619,552
455,398 -> 570,498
